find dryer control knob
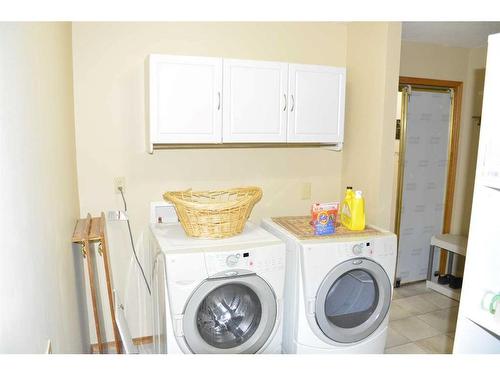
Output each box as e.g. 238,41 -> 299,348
352,244 -> 363,255
226,254 -> 239,267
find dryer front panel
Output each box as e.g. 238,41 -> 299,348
182,273 -> 277,353
313,258 -> 391,344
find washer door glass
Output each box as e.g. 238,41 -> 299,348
315,258 -> 391,344
197,283 -> 262,349
325,269 -> 378,329
183,273 -> 277,354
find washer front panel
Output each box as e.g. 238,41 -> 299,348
182,273 -> 277,353
314,258 -> 391,343
152,252 -> 168,354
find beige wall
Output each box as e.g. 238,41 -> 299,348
71,22 -> 402,340
0,23 -> 85,353
343,22 -> 402,229
460,47 -> 487,234
399,41 -> 487,235
72,22 -> 402,239
400,42 -> 470,80
71,22 -> 350,237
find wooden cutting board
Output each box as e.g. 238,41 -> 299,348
271,215 -> 380,240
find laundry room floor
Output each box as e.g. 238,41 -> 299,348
385,282 -> 459,354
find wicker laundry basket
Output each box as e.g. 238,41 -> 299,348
163,187 -> 263,239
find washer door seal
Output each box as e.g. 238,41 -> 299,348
314,258 -> 391,344
182,273 -> 277,354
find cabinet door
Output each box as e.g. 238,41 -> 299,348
148,55 -> 223,147
287,64 -> 346,143
223,59 -> 288,143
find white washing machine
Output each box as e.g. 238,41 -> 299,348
149,221 -> 285,354
262,218 -> 397,354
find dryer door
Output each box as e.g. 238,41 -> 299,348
315,258 -> 391,343
182,272 -> 277,353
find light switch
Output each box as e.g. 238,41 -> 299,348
301,182 -> 312,200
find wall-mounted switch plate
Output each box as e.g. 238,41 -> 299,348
301,182 -> 312,200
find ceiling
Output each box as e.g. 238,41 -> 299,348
402,22 -> 500,48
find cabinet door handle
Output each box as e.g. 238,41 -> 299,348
291,94 -> 295,112
217,92 -> 221,110
283,94 -> 287,111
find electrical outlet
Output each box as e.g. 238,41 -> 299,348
114,177 -> 126,194
301,182 -> 312,200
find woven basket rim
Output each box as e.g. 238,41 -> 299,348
162,186 -> 262,238
163,186 -> 262,211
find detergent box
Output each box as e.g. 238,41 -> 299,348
311,202 -> 340,236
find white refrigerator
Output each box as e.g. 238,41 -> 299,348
453,33 -> 500,353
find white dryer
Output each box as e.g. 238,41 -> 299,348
149,221 -> 285,354
262,218 -> 397,354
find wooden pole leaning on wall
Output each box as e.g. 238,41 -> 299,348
98,212 -> 122,354
73,213 -> 121,353
72,214 -> 104,354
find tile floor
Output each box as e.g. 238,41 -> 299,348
385,281 -> 459,354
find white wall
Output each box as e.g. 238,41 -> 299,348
0,23 -> 86,353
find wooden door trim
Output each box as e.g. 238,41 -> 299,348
398,76 -> 463,275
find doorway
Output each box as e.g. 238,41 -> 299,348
394,77 -> 463,285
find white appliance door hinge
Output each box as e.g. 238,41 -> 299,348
307,298 -> 315,315
173,315 -> 184,337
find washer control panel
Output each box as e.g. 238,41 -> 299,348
352,243 -> 364,255
349,241 -> 374,256
205,244 -> 284,276
225,253 -> 241,267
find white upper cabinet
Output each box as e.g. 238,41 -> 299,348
147,54 -> 346,151
287,64 -> 346,144
147,55 -> 223,148
222,59 -> 288,143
